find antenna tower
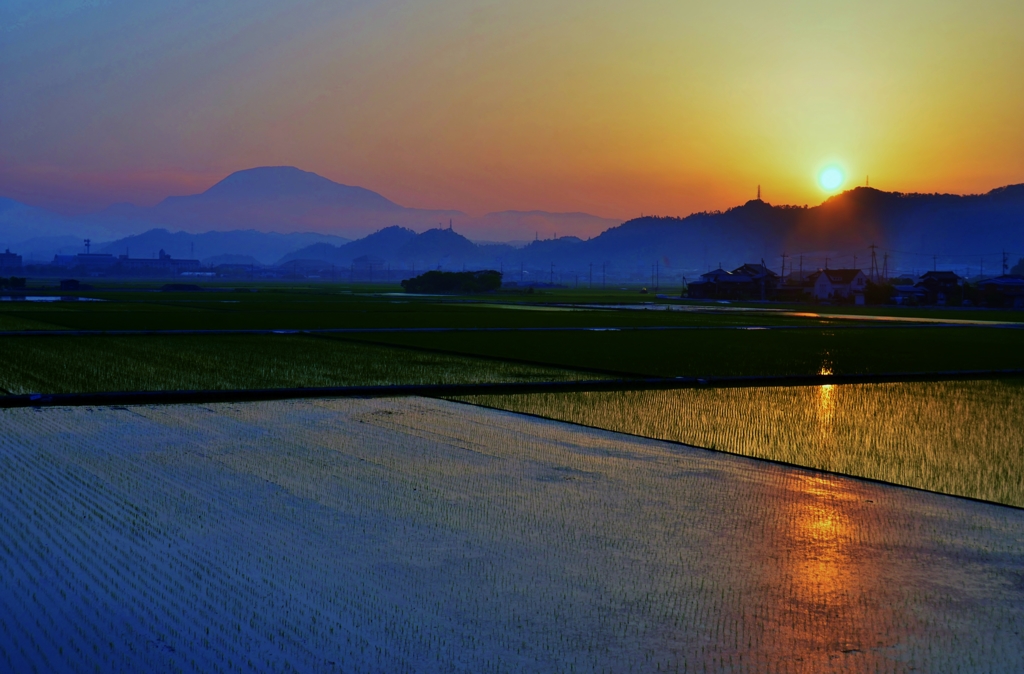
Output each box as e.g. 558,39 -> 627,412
84,239 -> 91,254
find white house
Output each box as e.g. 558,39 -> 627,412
806,269 -> 868,303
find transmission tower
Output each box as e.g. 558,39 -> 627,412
868,244 -> 879,282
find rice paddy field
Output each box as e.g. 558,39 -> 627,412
0,336 -> 593,395
2,397 -> 1023,673
460,378 -> 1024,507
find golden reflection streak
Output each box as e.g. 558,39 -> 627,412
772,473 -> 891,672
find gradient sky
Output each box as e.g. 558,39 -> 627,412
2,0 -> 1023,219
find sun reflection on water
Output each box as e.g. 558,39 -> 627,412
774,473 -> 890,669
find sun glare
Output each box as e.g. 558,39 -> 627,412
819,167 -> 844,191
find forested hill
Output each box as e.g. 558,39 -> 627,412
280,185 -> 1024,274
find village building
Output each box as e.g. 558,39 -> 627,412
915,271 -> 962,305
976,275 -> 1024,308
686,264 -> 779,300
0,248 -> 22,273
805,269 -> 868,304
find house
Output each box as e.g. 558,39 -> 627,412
892,284 -> 927,305
686,264 -> 779,300
976,275 -> 1024,308
806,269 -> 868,304
916,271 -> 962,305
0,249 -> 22,273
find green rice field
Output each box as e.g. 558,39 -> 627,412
0,335 -> 592,395
460,378 -> 1024,506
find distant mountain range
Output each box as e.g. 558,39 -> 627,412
97,229 -> 350,266
3,166 -> 1023,276
280,185 -> 1024,278
0,166 -> 620,261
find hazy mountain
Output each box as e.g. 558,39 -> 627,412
278,225 -> 484,268
470,210 -> 622,242
4,167 -> 623,254
85,167 -> 466,237
98,228 -> 350,266
0,197 -> 118,251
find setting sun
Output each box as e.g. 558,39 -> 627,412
819,167 -> 844,191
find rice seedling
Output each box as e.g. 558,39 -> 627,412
0,335 -> 593,394
0,398 -> 1021,672
459,378 -> 1024,506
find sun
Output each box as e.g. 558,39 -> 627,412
819,167 -> 844,191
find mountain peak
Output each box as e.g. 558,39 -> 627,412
162,166 -> 401,212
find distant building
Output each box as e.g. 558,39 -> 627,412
806,269 -> 868,304
116,249 -> 200,275
686,263 -> 779,300
52,249 -> 200,275
0,249 -> 22,273
53,253 -> 117,270
976,275 -> 1024,309
915,271 -> 962,305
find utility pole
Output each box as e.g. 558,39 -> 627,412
825,257 -> 830,270
780,252 -> 788,279
868,244 -> 879,282
853,255 -> 858,270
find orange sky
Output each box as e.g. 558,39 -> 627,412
3,0 -> 1023,220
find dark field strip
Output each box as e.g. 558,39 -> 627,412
0,295 -> 874,332
0,335 -> 592,395
341,326 -> 1024,379
4,320 -> 1021,338
3,369 -> 1021,408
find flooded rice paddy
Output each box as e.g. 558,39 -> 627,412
1,397 -> 1023,672
461,379 -> 1024,507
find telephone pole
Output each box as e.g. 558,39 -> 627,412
780,252 -> 789,279
868,244 -> 879,282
